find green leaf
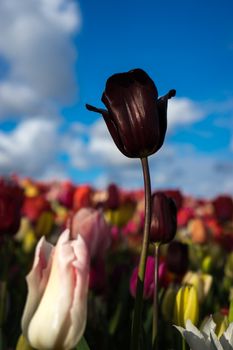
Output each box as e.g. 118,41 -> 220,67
109,302 -> 122,335
229,299 -> 233,323
75,337 -> 91,350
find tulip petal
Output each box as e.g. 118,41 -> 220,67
22,236 -> 54,338
210,330 -> 224,350
174,325 -> 207,350
63,234 -> 90,348
220,323 -> 233,349
27,229 -> 89,350
202,316 -> 216,339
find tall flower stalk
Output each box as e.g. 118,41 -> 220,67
130,157 -> 152,350
152,243 -> 160,349
86,68 -> 175,350
150,193 -> 177,348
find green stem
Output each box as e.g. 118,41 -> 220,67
130,157 -> 152,350
182,337 -> 187,350
152,243 -> 160,349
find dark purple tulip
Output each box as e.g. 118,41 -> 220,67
166,241 -> 189,275
150,192 -> 177,244
106,183 -> 120,210
86,68 -> 175,158
0,177 -> 24,236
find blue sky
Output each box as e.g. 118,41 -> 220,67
0,0 -> 232,197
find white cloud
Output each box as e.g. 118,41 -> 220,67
167,98 -> 205,129
0,118 -> 61,177
0,0 -> 81,118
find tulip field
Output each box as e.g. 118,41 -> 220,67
0,177 -> 233,349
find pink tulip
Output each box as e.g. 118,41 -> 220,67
22,229 -> 90,350
72,208 -> 111,259
130,256 -> 167,299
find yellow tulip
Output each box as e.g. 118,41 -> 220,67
213,312 -> 229,338
173,285 -> 199,327
22,230 -> 37,253
104,203 -> 135,228
182,271 -> 213,303
35,211 -> 54,237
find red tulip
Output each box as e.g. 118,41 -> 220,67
0,177 -> 24,236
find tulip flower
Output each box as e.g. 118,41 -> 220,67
130,256 -> 168,299
104,201 -> 135,228
105,183 -> 120,210
86,68 -> 175,158
22,229 -> 90,350
72,208 -> 111,259
175,318 -> 233,350
73,185 -> 93,211
166,241 -> 189,275
161,286 -> 177,322
0,177 -> 24,236
182,271 -> 213,303
173,285 -> 199,327
150,192 -> 177,244
22,195 -> 51,223
213,195 -> 233,222
188,218 -> 209,244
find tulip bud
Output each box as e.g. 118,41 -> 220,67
173,285 -> 199,327
104,202 -> 135,228
130,256 -> 167,299
72,208 -> 111,259
86,68 -> 175,158
35,211 -> 54,237
166,241 -> 189,275
73,185 -> 93,211
150,193 -> 177,244
106,183 -> 120,210
0,177 -> 24,236
182,271 -> 213,303
161,286 -> 177,322
212,312 -> 229,338
212,195 -> 233,222
201,255 -> 213,273
22,229 -> 90,350
188,218 -> 209,244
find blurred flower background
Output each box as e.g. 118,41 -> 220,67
0,1 -> 233,349
0,0 -> 232,196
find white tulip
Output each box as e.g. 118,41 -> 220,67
22,229 -> 90,350
174,317 -> 233,350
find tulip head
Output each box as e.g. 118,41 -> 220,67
175,318 -> 233,350
150,192 -> 177,244
182,271 -> 213,303
166,241 -> 189,275
130,256 -> 168,299
105,183 -> 120,210
173,285 -> 199,327
0,177 -> 24,236
212,195 -> 233,222
22,229 -> 90,350
86,68 -> 175,158
72,208 -> 111,259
